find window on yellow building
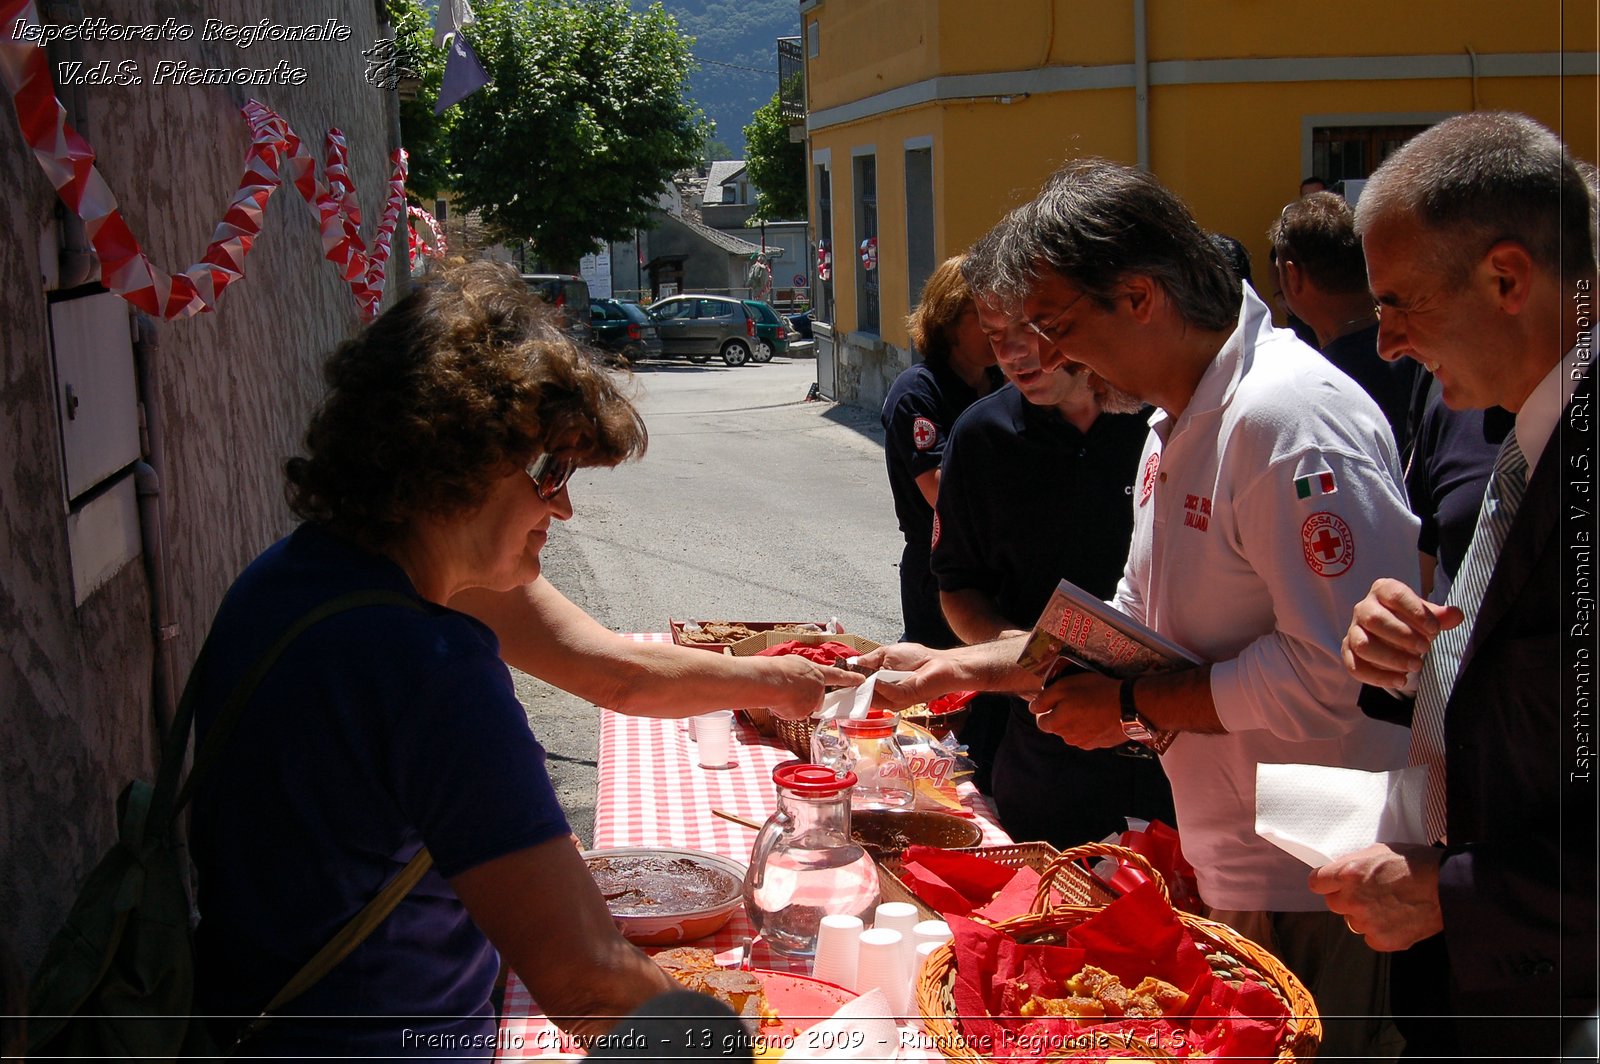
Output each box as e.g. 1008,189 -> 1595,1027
815,164 -> 833,323
854,153 -> 879,334
1311,124 -> 1429,184
906,146 -> 934,314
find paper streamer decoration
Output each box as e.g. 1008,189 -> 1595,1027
0,0 -> 408,322
858,236 -> 877,271
407,205 -> 448,270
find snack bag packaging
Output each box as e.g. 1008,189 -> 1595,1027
894,723 -> 969,812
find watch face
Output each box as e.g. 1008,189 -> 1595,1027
1121,717 -> 1156,743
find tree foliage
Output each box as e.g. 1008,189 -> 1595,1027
742,89 -> 805,222
390,0 -> 452,200
447,0 -> 709,269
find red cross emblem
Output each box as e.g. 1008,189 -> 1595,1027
912,416 -> 937,451
1301,512 -> 1355,577
1138,453 -> 1160,506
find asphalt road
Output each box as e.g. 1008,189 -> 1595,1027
511,352 -> 905,843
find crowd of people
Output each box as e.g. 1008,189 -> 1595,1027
75,108 -> 1582,1060
874,111 -> 1595,1058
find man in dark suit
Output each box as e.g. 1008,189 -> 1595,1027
1310,111 -> 1597,1058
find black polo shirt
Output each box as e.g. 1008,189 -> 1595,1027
1406,377 -> 1513,585
933,385 -> 1147,615
881,358 -> 991,645
1320,322 -> 1419,456
932,384 -> 1175,845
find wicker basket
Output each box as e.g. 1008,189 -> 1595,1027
877,841 -> 1095,921
915,843 -> 1322,1062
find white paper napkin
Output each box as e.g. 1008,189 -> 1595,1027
778,987 -> 901,1062
1255,762 -> 1429,867
818,671 -> 917,720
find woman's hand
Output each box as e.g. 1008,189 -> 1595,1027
754,656 -> 862,721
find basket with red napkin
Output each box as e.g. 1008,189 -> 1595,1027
915,844 -> 1320,1063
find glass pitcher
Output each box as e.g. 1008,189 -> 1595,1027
742,762 -> 881,957
811,709 -> 916,811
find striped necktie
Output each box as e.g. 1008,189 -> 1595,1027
1408,433 -> 1530,842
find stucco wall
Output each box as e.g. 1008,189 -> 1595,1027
803,0 -> 1597,411
0,0 -> 402,969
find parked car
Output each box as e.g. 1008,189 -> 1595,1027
740,300 -> 789,362
785,308 -> 813,340
646,294 -> 757,366
521,273 -> 592,343
589,299 -> 662,363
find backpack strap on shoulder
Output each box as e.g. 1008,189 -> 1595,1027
157,589 -> 424,826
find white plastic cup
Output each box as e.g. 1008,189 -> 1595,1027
812,913 -> 862,991
913,919 -> 953,948
696,710 -> 735,769
854,928 -> 910,1016
687,714 -> 699,741
874,902 -> 919,937
873,901 -> 919,979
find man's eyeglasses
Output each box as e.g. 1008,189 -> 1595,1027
525,452 -> 576,500
1025,288 -> 1089,345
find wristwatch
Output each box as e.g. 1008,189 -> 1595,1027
1119,678 -> 1159,745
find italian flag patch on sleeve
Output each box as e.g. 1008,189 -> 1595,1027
1294,471 -> 1337,499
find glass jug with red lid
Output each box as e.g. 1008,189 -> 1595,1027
741,761 -> 881,957
810,708 -> 915,811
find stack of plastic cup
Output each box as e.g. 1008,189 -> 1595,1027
873,902 -> 919,982
912,921 -> 953,988
913,919 -> 953,949
812,913 -> 862,990
855,928 -> 910,1016
696,710 -> 735,769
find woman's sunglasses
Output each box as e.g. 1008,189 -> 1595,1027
525,453 -> 576,500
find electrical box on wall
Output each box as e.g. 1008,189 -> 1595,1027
48,290 -> 142,603
50,291 -> 140,500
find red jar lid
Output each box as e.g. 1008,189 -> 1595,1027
773,761 -> 857,795
838,709 -> 897,738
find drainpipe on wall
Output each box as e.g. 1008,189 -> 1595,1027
1134,0 -> 1150,172
1465,47 -> 1481,111
133,316 -> 179,742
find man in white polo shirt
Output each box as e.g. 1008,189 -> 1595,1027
865,159 -> 1419,1058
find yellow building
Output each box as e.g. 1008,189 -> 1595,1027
798,0 -> 1598,407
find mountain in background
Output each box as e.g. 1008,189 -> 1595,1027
635,0 -> 801,158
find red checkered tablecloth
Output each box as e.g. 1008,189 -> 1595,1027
496,634 -> 1010,1058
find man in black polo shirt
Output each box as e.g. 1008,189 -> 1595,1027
1270,191 -> 1420,454
931,252 -> 1175,844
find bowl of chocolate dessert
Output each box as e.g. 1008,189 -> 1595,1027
583,847 -> 747,945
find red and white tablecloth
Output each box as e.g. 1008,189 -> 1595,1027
495,635 -> 1010,1058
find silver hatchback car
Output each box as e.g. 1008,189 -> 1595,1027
646,294 -> 757,366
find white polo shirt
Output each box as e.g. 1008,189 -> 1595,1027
1112,286 -> 1418,911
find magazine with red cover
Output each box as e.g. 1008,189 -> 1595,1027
1016,579 -> 1203,754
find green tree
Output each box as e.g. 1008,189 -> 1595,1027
447,0 -> 709,269
742,89 -> 805,221
703,137 -> 735,165
389,0 -> 452,200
